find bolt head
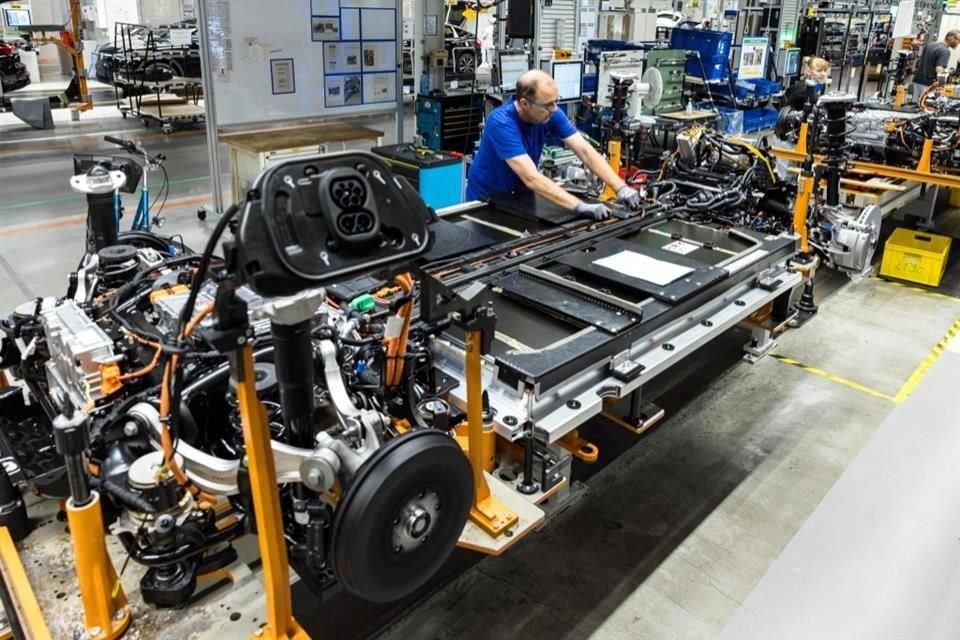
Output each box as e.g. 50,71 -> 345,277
90,627 -> 103,637
236,336 -> 246,345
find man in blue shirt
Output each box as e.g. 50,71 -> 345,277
466,70 -> 640,220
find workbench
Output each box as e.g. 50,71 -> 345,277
220,122 -> 384,201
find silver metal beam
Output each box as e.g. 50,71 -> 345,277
197,0 -> 224,215
395,0 -> 404,143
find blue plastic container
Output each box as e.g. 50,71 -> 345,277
742,107 -> 779,132
670,28 -> 733,81
749,78 -> 782,97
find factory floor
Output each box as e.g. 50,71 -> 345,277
1,113 -> 959,640
380,255 -> 960,640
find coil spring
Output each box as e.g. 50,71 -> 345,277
96,259 -> 140,295
225,392 -> 285,449
821,102 -> 853,165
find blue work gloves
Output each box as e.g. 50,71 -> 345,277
575,201 -> 611,221
616,184 -> 641,209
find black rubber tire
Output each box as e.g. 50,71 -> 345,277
457,51 -> 475,74
330,429 -> 473,603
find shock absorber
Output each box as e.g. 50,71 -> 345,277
818,94 -> 855,207
608,74 -> 634,128
69,164 -> 127,253
261,290 -> 326,524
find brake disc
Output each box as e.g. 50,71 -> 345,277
330,429 -> 473,603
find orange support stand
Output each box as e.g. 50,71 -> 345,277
796,121 -> 810,158
602,139 -> 623,201
30,0 -> 93,113
916,138 -> 935,174
464,330 -> 518,537
0,527 -> 52,639
233,344 -> 308,640
68,0 -> 92,111
793,172 -> 815,255
66,492 -> 130,640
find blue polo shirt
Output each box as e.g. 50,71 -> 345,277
466,98 -> 578,200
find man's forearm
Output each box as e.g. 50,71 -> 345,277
524,173 -> 582,209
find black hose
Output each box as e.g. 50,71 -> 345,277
338,336 -> 381,347
168,204 -> 241,461
180,346 -> 275,402
115,516 -> 245,567
100,478 -> 156,514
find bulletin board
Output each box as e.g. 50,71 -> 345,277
205,0 -> 400,127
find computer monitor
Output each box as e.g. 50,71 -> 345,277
777,48 -> 802,77
4,8 -> 31,26
498,52 -> 530,91
541,59 -> 584,102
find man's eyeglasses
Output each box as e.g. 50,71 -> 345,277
525,97 -> 558,111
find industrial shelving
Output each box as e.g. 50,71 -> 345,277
111,22 -> 205,134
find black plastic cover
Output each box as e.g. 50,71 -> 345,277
235,152 -> 432,297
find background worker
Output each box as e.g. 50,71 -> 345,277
466,70 -> 640,221
773,57 -> 831,179
912,30 -> 960,101
784,56 -> 831,110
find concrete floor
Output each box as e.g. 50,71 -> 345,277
0,112 -> 958,639
376,271 -> 960,640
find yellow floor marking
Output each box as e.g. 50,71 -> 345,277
769,354 -> 896,402
892,316 -> 960,404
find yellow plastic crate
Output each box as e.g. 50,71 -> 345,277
950,188 -> 960,207
880,228 -> 952,287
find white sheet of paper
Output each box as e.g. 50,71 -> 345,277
594,250 -> 694,286
663,240 -> 698,255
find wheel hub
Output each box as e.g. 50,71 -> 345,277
391,489 -> 440,552
330,430 -> 473,603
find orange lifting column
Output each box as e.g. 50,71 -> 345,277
66,493 -> 130,640
0,527 -> 52,639
464,330 -> 518,536
53,405 -> 130,640
602,139 -> 623,201
233,344 -> 308,640
68,0 -> 91,111
796,121 -> 810,158
792,172 -> 815,255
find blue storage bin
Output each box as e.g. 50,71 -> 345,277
750,78 -> 782,97
670,28 -> 733,82
732,76 -> 782,101
734,81 -> 755,101
742,107 -> 779,132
